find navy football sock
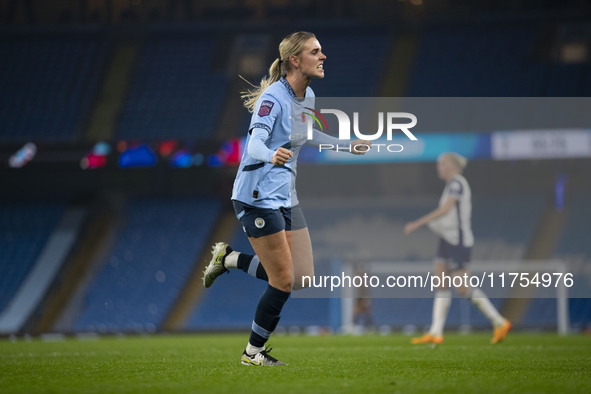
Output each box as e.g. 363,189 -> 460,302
237,253 -> 268,281
249,284 -> 290,347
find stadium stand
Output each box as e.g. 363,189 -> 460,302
0,202 -> 65,313
555,195 -> 591,259
71,197 -> 220,333
116,34 -> 228,141
407,25 -> 591,97
472,195 -> 546,260
0,33 -> 108,143
311,31 -> 391,97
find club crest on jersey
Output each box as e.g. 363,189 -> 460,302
258,100 -> 274,117
254,217 -> 265,228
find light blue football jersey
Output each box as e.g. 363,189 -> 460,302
231,77 -> 314,209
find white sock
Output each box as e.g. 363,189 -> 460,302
223,251 -> 239,269
429,290 -> 451,337
469,288 -> 505,327
246,342 -> 264,356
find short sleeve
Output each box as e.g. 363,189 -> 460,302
249,94 -> 280,135
448,180 -> 463,199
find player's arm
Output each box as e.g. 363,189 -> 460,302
307,128 -> 372,155
248,95 -> 292,165
248,129 -> 292,165
403,197 -> 457,235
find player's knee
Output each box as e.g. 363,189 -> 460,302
275,279 -> 293,292
270,271 -> 293,292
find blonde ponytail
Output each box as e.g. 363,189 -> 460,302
240,58 -> 283,113
240,31 -> 316,113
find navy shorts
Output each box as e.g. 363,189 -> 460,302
436,238 -> 472,271
232,200 -> 308,238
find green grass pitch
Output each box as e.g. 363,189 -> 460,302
1,333 -> 590,393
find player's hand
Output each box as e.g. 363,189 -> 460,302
272,147 -> 292,165
404,221 -> 420,235
351,139 -> 372,155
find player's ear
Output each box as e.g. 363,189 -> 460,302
289,54 -> 300,69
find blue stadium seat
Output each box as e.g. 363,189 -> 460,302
116,36 -> 228,141
71,197 -> 221,333
0,34 -> 108,143
0,202 -> 65,313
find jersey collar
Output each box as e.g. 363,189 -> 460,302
280,77 -> 305,101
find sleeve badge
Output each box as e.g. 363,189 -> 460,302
258,100 -> 275,117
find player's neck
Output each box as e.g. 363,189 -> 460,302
285,74 -> 311,98
445,172 -> 459,182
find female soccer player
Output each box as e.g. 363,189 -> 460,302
404,152 -> 511,345
202,31 -> 370,366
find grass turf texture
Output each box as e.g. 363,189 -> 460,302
1,333 -> 589,393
